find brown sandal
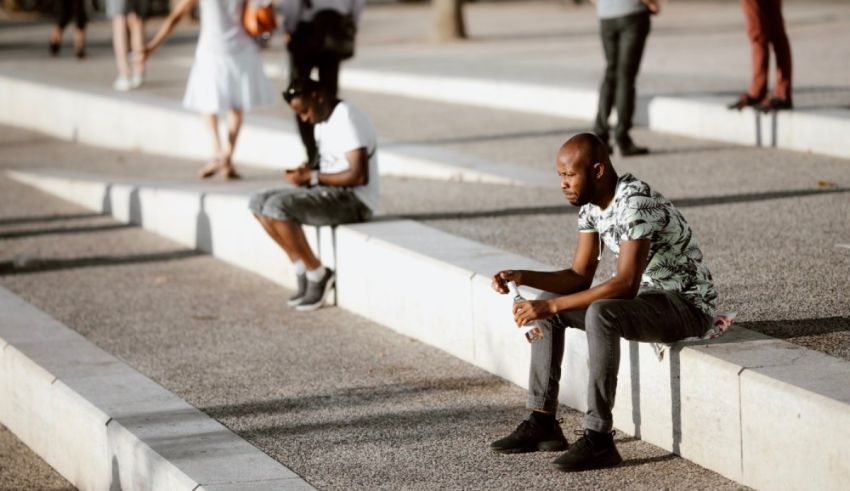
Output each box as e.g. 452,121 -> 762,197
222,165 -> 241,180
727,93 -> 760,110
198,159 -> 222,179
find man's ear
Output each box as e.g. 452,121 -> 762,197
592,161 -> 605,180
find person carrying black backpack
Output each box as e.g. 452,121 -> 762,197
281,0 -> 363,169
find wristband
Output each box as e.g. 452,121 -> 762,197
310,170 -> 319,186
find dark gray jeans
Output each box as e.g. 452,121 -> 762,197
593,11 -> 651,143
527,288 -> 711,433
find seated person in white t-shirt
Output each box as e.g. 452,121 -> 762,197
249,78 -> 379,311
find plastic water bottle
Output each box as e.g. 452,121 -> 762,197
506,281 -> 544,343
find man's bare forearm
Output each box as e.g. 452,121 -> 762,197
547,274 -> 640,314
518,269 -> 593,295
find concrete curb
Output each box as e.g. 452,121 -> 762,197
0,71 -> 550,187
336,67 -> 849,160
8,169 -> 850,490
0,286 -> 316,491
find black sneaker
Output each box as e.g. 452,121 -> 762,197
295,268 -> 335,312
550,430 -> 622,472
490,414 -> 568,454
287,273 -> 307,307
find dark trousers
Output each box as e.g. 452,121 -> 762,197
593,11 -> 651,144
289,52 -> 340,168
527,288 -> 710,433
55,0 -> 88,30
741,0 -> 792,102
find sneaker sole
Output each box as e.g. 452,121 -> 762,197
491,440 -> 568,454
295,275 -> 335,312
550,452 -> 623,472
286,297 -> 304,307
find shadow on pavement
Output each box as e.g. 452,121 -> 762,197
0,222 -> 131,239
740,317 -> 850,339
237,404 -> 520,444
383,187 -> 849,222
618,452 -> 678,469
201,376 -> 511,419
0,249 -> 203,275
384,127 -> 588,148
0,211 -> 104,225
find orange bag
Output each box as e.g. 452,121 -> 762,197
243,0 -> 277,38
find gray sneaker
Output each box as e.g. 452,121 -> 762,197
287,273 -> 307,307
296,268 -> 335,312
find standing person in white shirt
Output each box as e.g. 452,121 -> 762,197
145,0 -> 276,180
280,0 -> 365,168
249,78 -> 379,311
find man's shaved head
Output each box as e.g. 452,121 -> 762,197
555,132 -> 617,207
558,132 -> 611,172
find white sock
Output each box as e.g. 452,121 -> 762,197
293,260 -> 306,275
306,266 -> 326,282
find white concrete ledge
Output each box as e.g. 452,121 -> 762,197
0,286 -> 314,490
648,95 -> 850,160
8,170 -> 850,490
0,71 -> 544,186
336,67 -> 848,161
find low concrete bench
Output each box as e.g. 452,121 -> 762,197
0,287 -> 312,490
7,170 -> 850,490
0,72 -> 544,186
336,68 -> 850,160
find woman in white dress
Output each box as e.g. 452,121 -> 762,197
145,0 -> 275,179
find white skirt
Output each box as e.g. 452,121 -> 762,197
183,47 -> 276,114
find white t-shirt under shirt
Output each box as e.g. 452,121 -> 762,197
314,101 -> 380,213
595,0 -> 648,20
577,173 -> 717,317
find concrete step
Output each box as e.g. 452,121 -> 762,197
0,71 -> 551,187
8,169 -> 849,491
0,285 -> 315,490
336,66 -> 850,161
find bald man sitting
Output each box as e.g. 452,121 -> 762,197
489,133 -> 717,472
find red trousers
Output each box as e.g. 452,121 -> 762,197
741,0 -> 793,101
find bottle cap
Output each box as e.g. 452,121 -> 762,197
506,280 -> 519,297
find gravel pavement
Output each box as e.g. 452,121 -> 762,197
0,423 -> 73,491
3,1 -> 850,107
0,1 -> 847,485
0,169 -> 748,490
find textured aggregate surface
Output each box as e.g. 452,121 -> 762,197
0,424 -> 73,491
0,172 -> 748,490
0,1 -> 848,485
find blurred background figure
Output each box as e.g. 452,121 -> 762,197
728,0 -> 793,112
49,0 -> 89,59
592,0 -> 659,157
145,0 -> 275,180
281,0 -> 364,168
107,0 -> 148,91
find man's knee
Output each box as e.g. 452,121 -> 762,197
248,193 -> 266,215
585,300 -> 621,333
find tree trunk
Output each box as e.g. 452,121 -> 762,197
431,0 -> 467,42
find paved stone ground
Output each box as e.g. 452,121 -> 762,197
0,170 -> 749,490
0,0 -> 847,485
0,423 -> 73,490
2,0 -> 850,108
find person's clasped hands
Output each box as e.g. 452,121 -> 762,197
284,163 -> 313,187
